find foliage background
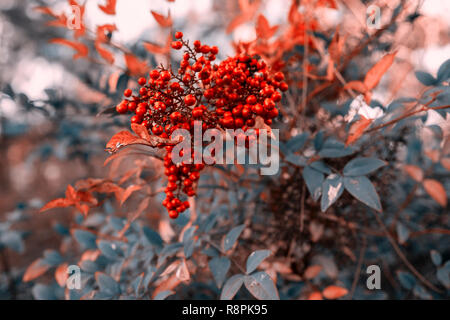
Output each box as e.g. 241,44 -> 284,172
0,0 -> 449,300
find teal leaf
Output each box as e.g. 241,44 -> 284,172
415,71 -> 436,86
286,132 -> 309,152
397,271 -> 416,290
98,241 -> 121,260
321,174 -> 344,212
343,157 -> 386,177
154,290 -> 175,300
430,250 -> 442,266
396,223 -> 410,244
437,59 -> 450,83
246,250 -> 271,274
244,272 -> 279,300
220,274 -> 244,300
318,139 -> 354,158
209,256 -> 231,288
223,224 -> 245,252
95,272 -> 120,297
73,229 -> 97,249
309,160 -> 332,174
302,165 -> 324,201
343,176 -> 382,212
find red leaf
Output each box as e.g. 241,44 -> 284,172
345,116 -> 373,146
95,42 -> 115,64
255,14 -> 278,39
23,259 -> 50,282
308,291 -> 323,300
322,285 -> 348,299
49,38 -> 88,59
98,0 -> 116,15
364,51 -> 397,90
441,158 -> 450,170
124,53 -> 149,76
151,10 -> 172,28
423,179 -> 447,207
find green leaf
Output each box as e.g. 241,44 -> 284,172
220,274 -> 244,300
209,257 -> 231,288
343,157 -> 386,177
244,272 -> 279,300
302,166 -> 324,201
246,250 -> 271,274
318,139 -> 354,158
343,176 -> 382,212
321,174 -> 344,212
223,224 -> 245,252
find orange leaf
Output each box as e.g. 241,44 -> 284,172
96,24 -> 117,43
105,130 -> 152,153
424,150 -> 440,163
441,158 -> 450,170
55,263 -> 69,287
345,116 -> 372,146
40,198 -> 73,213
143,41 -> 170,55
98,0 -> 116,15
363,51 -> 397,90
322,285 -> 348,299
255,14 -> 278,39
304,265 -> 323,280
95,42 -> 115,64
308,291 -> 323,300
151,10 -> 172,28
343,80 -> 368,93
49,38 -> 88,59
423,179 -> 447,207
120,185 -> 142,206
23,259 -> 50,282
124,53 -> 149,76
131,123 -> 152,140
226,0 -> 260,34
403,165 -> 424,182
152,274 -> 181,299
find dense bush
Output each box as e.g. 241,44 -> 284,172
0,0 -> 449,300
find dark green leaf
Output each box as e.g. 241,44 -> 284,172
220,274 -> 244,300
209,257 -> 231,288
343,157 -> 386,176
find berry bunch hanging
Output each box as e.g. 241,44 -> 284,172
115,32 -> 288,219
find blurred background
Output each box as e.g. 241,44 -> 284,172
0,0 -> 449,300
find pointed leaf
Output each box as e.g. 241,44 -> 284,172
343,176 -> 382,212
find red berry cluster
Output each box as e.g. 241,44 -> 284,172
115,31 -> 288,218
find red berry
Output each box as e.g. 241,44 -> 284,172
175,31 -> 183,39
116,102 -> 128,114
124,89 -> 132,97
274,71 -> 285,82
171,41 -> 182,50
131,115 -> 142,124
246,95 -> 257,105
150,70 -> 160,80
168,210 -> 179,219
279,82 -> 288,91
138,77 -> 147,86
161,71 -> 171,81
192,108 -> 203,119
184,94 -> 196,106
